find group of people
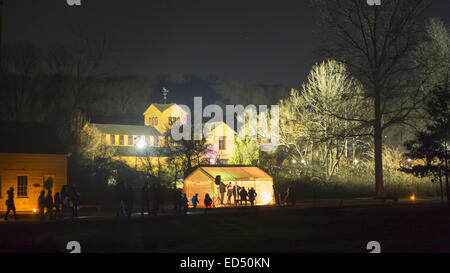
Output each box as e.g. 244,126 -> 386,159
189,183 -> 259,211
116,180 -> 190,218
38,185 -> 80,220
3,185 -> 80,221
221,182 -> 258,206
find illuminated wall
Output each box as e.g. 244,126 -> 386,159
0,153 -> 67,212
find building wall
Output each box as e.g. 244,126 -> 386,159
0,153 -> 67,212
143,104 -> 186,134
206,122 -> 236,163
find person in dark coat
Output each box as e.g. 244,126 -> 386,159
248,187 -> 258,206
219,182 -> 226,205
38,191 -> 46,220
44,190 -> 54,218
4,187 -> 18,220
141,180 -> 150,216
204,193 -> 212,208
239,187 -> 248,206
125,185 -> 134,218
53,192 -> 61,218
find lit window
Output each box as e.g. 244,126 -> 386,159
110,134 -> 115,145
128,135 -> 133,145
154,136 -> 159,146
17,176 -> 28,197
219,136 -> 226,150
101,134 -> 106,145
119,135 -> 124,145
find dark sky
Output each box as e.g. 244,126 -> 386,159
3,0 -> 450,87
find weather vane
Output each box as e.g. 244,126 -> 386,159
162,87 -> 169,104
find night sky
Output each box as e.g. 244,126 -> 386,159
3,0 -> 450,87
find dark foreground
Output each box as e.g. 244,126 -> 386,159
1,200 -> 449,253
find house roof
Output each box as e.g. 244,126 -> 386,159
185,165 -> 272,182
0,122 -> 67,155
91,123 -> 161,136
114,146 -> 171,157
152,103 -> 175,113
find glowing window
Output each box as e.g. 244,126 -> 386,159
119,135 -> 124,145
17,176 -> 28,197
110,134 -> 115,145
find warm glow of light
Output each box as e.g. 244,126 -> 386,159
260,191 -> 273,205
354,159 -> 359,164
33,208 -> 37,213
292,159 -> 296,164
407,158 -> 412,162
411,194 -> 415,200
301,159 -> 306,164
136,138 -> 146,150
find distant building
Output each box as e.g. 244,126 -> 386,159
0,122 -> 67,212
86,102 -> 236,171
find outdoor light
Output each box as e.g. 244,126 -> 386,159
292,159 -> 297,164
33,208 -> 37,213
354,159 -> 359,164
301,159 -> 306,164
136,138 -> 146,150
407,158 -> 412,163
411,194 -> 415,201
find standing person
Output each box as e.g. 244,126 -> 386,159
232,185 -> 237,205
69,186 -> 80,217
191,193 -> 199,209
204,193 -> 212,213
38,191 -> 46,220
141,180 -> 150,216
182,193 -> 189,214
235,185 -> 241,206
53,192 -> 61,218
219,182 -> 226,205
227,183 -> 233,204
45,190 -> 54,219
239,187 -> 248,206
125,185 -> 134,218
115,180 -> 126,216
61,186 -> 69,218
4,187 -> 18,220
248,188 -> 258,206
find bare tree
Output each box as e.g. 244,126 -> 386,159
315,0 -> 431,197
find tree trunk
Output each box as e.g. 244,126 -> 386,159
374,91 -> 385,198
445,150 -> 449,206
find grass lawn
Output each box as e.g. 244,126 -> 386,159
1,200 -> 449,253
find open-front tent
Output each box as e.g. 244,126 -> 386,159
183,166 -> 275,207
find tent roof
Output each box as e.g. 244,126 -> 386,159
185,165 -> 272,182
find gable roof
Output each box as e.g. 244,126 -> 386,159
0,122 -> 66,155
152,103 -> 175,113
185,165 -> 272,182
91,123 -> 161,136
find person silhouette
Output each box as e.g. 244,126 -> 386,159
191,193 -> 199,209
53,192 -> 61,218
239,187 -> 248,206
204,193 -> 212,209
4,187 -> 18,220
38,191 -> 46,220
248,187 -> 258,206
115,180 -> 126,216
45,190 -> 53,218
